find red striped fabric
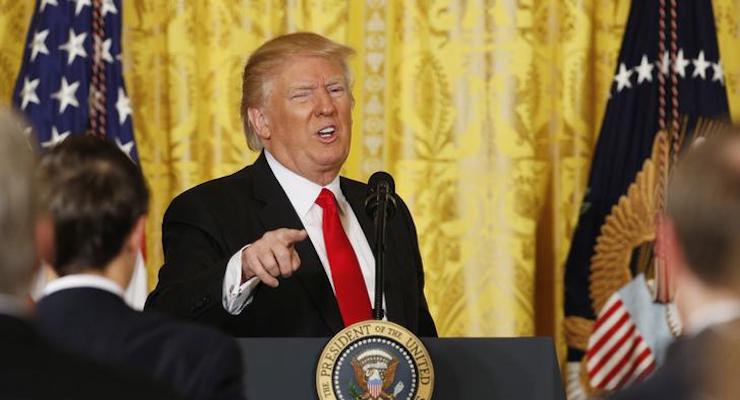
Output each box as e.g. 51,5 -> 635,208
586,295 -> 657,391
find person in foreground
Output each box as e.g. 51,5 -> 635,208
145,32 -> 437,337
611,129 -> 740,400
34,135 -> 245,400
0,110 -> 180,399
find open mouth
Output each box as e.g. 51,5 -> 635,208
317,125 -> 336,139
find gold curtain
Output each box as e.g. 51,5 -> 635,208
1,1 -> 739,355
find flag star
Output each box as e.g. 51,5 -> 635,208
116,88 -> 132,124
29,30 -> 50,62
115,138 -> 134,158
692,51 -> 711,79
41,127 -> 71,149
101,0 -> 118,16
98,38 -> 113,64
72,0 -> 91,16
659,51 -> 670,75
39,0 -> 58,12
20,77 -> 40,110
635,55 -> 654,84
673,49 -> 689,78
614,63 -> 633,92
51,77 -> 80,113
58,29 -> 88,65
712,62 -> 724,84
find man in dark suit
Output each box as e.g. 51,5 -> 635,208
0,110 -> 180,399
145,32 -> 437,338
611,129 -> 740,400
34,135 -> 245,400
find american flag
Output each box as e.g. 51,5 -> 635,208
11,0 -> 147,309
585,274 -> 678,390
11,0 -> 137,160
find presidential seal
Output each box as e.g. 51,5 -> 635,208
316,320 -> 434,400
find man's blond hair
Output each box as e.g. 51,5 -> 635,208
240,32 -> 355,151
0,109 -> 38,297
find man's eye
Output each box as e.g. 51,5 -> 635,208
329,86 -> 345,95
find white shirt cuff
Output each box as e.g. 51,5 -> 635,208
221,245 -> 260,315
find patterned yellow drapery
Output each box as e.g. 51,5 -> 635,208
1,1 -> 739,360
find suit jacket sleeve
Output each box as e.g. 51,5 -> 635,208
145,188 -> 240,329
398,197 -> 438,337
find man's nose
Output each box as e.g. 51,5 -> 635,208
314,89 -> 336,116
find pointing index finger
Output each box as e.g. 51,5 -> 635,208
280,228 -> 308,245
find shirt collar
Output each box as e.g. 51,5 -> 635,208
264,150 -> 343,217
686,299 -> 740,336
42,274 -> 125,299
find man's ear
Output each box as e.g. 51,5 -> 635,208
34,214 -> 54,268
126,216 -> 146,255
247,107 -> 270,141
657,214 -> 688,277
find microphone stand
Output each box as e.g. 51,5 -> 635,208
372,183 -> 390,321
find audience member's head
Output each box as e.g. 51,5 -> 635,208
0,109 -> 42,299
661,126 -> 740,325
38,135 -> 149,285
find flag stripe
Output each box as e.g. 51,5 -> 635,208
586,292 -> 658,391
587,309 -> 630,358
587,323 -> 636,375
602,338 -> 649,389
591,296 -> 623,332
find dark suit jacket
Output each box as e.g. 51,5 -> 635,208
0,313 -> 181,399
36,288 -> 244,400
145,152 -> 437,337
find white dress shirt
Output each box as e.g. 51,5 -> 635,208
222,151 -> 380,315
42,274 -> 125,299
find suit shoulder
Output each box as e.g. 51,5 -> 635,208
164,166 -> 258,223
340,175 -> 367,190
171,166 -> 252,206
340,175 -> 413,213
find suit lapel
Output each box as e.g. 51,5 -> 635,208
252,153 -> 344,333
341,178 -> 407,327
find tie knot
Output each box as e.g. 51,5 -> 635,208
315,188 -> 337,210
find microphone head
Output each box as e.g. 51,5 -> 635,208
365,171 -> 397,219
367,171 -> 395,194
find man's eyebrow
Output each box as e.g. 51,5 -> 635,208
288,83 -> 318,91
325,77 -> 345,85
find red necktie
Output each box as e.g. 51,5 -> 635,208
315,188 -> 372,326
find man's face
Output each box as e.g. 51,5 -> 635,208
254,55 -> 353,184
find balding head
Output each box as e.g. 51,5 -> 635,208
0,109 -> 39,297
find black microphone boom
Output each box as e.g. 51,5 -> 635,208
365,171 -> 397,320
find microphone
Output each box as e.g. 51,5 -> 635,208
365,171 -> 397,219
364,171 -> 397,320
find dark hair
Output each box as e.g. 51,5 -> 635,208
666,128 -> 740,288
38,135 -> 149,275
